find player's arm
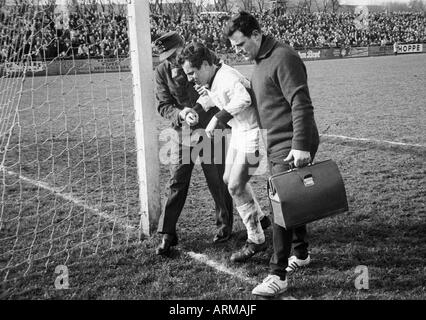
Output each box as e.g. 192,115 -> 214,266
215,78 -> 251,124
192,88 -> 214,118
192,85 -> 233,127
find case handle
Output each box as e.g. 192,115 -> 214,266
283,160 -> 313,171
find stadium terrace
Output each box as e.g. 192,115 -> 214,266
0,3 -> 425,64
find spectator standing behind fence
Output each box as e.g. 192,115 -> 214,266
225,11 -> 320,297
153,32 -> 234,257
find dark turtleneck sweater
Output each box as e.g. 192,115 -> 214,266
251,35 -> 319,160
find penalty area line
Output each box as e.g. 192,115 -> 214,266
321,134 -> 425,148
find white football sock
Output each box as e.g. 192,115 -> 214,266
236,200 -> 265,244
246,183 -> 266,221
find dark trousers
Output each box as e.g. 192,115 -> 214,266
157,136 -> 233,236
268,150 -> 317,279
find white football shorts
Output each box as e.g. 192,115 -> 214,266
229,127 -> 259,154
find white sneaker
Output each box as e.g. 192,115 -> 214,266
252,275 -> 288,297
286,255 -> 311,273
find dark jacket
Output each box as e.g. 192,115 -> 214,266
251,35 -> 319,160
154,59 -> 219,131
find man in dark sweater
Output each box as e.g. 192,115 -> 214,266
225,12 -> 320,297
154,31 -> 234,256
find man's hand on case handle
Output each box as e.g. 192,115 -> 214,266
284,149 -> 311,168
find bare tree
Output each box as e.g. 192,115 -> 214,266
295,0 -> 312,13
408,0 -> 426,12
305,0 -> 313,13
149,0 -> 163,15
314,0 -> 339,12
312,0 -> 323,12
184,0 -> 194,12
274,0 -> 289,14
240,0 -> 253,11
171,2 -> 184,17
214,0 -> 230,11
330,0 -> 340,12
148,0 -> 197,18
256,0 -> 266,12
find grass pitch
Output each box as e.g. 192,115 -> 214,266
1,54 -> 425,299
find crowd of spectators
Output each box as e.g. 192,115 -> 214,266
151,13 -> 231,54
151,11 -> 425,53
1,4 -> 129,63
1,3 -> 425,64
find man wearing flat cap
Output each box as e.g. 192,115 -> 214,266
153,31 -> 234,256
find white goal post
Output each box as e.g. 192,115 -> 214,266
127,0 -> 161,238
0,0 -> 160,283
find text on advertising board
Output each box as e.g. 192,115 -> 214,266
397,43 -> 423,54
298,50 -> 321,59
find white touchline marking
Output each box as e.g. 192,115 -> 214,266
185,253 -> 298,299
321,134 -> 425,148
186,251 -> 258,285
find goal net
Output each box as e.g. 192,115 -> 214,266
0,0 -> 157,283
